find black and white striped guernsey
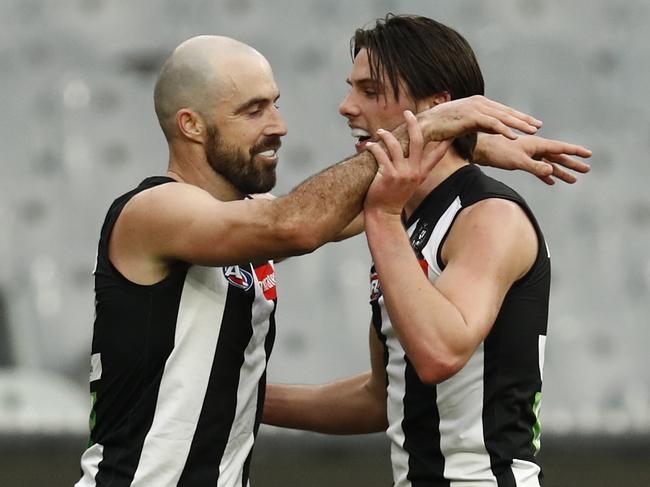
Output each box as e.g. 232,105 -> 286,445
76,176 -> 277,487
370,164 -> 550,487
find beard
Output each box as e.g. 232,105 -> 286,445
204,125 -> 280,195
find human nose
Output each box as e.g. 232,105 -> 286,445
339,91 -> 360,119
266,106 -> 287,136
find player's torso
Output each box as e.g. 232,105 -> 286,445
370,165 -> 549,486
78,178 -> 278,487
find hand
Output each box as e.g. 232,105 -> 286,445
417,95 -> 543,142
364,111 -> 453,216
474,134 -> 592,185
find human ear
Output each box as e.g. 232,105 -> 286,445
176,109 -> 205,143
415,91 -> 452,112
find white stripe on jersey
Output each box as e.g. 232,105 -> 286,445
437,343 -> 496,485
381,295 -> 410,487
218,270 -> 275,487
426,196 -> 462,275
512,459 -> 542,486
538,336 -> 546,381
131,265 -> 228,487
76,443 -> 104,487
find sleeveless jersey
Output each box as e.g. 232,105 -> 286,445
76,177 -> 277,487
370,165 -> 550,487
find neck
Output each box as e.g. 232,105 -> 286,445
166,142 -> 245,202
403,149 -> 469,220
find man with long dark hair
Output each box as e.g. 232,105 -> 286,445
263,15 -> 584,486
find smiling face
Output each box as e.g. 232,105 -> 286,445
339,48 -> 421,153
206,54 -> 287,193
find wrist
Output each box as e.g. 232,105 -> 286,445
473,133 -> 488,165
364,207 -> 403,227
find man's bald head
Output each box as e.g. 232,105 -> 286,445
153,35 -> 268,141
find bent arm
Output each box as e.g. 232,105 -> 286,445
364,198 -> 537,384
263,325 -> 387,435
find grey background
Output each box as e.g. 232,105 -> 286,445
0,0 -> 649,485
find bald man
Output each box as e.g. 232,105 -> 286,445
74,35 -> 547,487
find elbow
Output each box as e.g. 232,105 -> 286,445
412,352 -> 465,386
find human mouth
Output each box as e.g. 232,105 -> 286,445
351,127 -> 372,152
254,148 -> 279,164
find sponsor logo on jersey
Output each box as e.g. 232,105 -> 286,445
254,262 -> 277,300
223,265 -> 254,291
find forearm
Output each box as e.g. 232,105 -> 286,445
278,151 -> 377,250
365,211 -> 470,383
263,373 -> 387,435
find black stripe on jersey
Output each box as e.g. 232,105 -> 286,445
243,304 -> 276,486
177,272 -> 256,486
403,359 -> 447,487
482,279 -> 548,485
93,185 -> 186,487
370,300 -> 389,375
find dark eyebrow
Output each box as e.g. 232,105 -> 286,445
233,94 -> 280,115
346,77 -> 381,88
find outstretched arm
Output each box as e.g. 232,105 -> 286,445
474,133 -> 592,185
112,98 -> 540,284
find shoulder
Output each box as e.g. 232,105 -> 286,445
121,181 -> 224,222
459,166 -> 522,206
444,197 -> 537,279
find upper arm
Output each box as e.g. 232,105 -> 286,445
436,198 -> 538,346
111,183 -> 310,281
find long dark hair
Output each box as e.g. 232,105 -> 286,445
351,14 -> 485,161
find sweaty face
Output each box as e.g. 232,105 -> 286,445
205,125 -> 281,194
339,48 -> 422,153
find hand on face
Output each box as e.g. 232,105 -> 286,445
364,110 -> 453,216
417,95 -> 543,142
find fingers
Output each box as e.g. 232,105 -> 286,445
533,138 -> 593,159
522,157 -> 554,178
524,155 -> 580,184
375,128 -> 405,168
537,174 -> 556,186
366,141 -> 395,175
543,153 -> 591,174
478,105 -> 539,135
404,110 -> 423,163
542,159 -> 578,184
476,96 -> 543,130
476,114 -> 519,140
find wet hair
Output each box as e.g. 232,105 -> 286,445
351,14 -> 485,161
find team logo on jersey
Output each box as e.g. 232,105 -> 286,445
223,265 -> 254,291
410,220 -> 431,251
254,262 -> 277,300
